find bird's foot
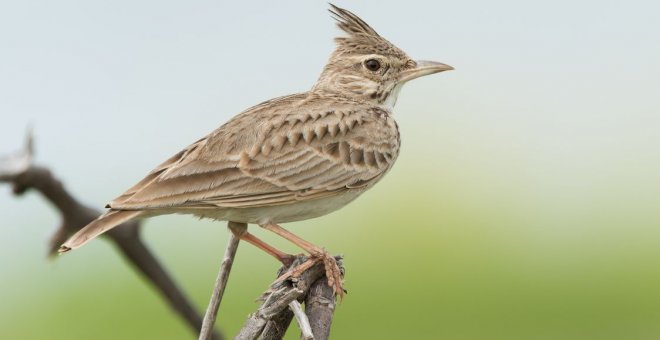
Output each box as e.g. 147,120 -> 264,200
258,223 -> 345,297
314,250 -> 345,298
279,250 -> 344,298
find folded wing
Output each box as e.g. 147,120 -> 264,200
109,97 -> 399,211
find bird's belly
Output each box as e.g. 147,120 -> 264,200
186,190 -> 364,225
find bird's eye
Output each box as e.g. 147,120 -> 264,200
364,59 -> 381,72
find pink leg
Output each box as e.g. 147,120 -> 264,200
260,223 -> 344,297
228,222 -> 295,266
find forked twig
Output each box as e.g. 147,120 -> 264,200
235,255 -> 341,340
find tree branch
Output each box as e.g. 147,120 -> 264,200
289,300 -> 313,340
304,274 -> 337,339
235,255 -> 341,340
1,132 -> 223,340
199,222 -> 245,340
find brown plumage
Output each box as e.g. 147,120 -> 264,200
60,4 -> 452,296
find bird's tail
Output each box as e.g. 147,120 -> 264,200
58,210 -> 142,253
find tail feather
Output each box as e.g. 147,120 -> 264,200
59,210 -> 142,253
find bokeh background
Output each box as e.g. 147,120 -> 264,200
2,0 -> 659,339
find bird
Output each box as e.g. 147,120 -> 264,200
59,4 -> 453,296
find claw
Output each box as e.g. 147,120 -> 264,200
273,252 -> 345,298
310,250 -> 345,298
320,254 -> 344,298
258,223 -> 345,297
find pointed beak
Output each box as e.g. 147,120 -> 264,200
399,60 -> 454,83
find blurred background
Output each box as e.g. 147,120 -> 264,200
1,0 -> 659,339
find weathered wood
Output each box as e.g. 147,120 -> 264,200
235,256 -> 342,340
290,300 -> 314,340
304,274 -> 337,340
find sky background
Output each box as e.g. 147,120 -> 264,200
1,0 -> 660,339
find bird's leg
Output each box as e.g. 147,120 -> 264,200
228,223 -> 295,266
259,223 -> 344,297
243,232 -> 296,267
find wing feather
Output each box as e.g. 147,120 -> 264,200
109,94 -> 399,211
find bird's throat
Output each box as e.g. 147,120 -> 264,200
381,83 -> 403,109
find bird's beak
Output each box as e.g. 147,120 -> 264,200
399,60 -> 454,83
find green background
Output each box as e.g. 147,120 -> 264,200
2,0 -> 659,339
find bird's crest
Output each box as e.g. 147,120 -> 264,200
328,4 -> 406,58
329,4 -> 381,38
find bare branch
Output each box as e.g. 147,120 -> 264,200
235,255 -> 342,340
304,275 -> 337,340
199,222 -> 246,340
289,300 -> 314,340
1,132 -> 223,340
112,232 -> 220,339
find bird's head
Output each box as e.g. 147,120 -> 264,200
313,4 -> 453,108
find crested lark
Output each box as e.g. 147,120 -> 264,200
59,4 -> 452,296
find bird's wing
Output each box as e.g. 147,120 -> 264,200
109,95 -> 399,210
